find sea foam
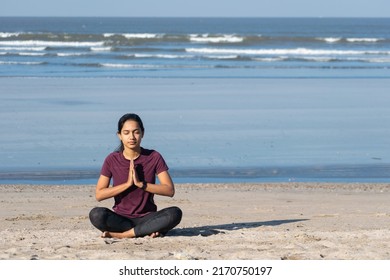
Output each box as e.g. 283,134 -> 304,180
185,47 -> 390,56
0,40 -> 104,48
189,34 -> 243,43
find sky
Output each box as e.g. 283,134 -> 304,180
1,0 -> 390,17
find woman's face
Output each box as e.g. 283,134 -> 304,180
118,120 -> 143,150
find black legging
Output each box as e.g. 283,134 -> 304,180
89,206 -> 182,237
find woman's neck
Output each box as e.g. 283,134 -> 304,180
122,148 -> 141,160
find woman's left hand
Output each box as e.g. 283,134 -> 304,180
131,159 -> 143,188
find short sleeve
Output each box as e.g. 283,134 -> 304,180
100,155 -> 113,178
154,151 -> 169,175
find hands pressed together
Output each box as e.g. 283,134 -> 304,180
127,159 -> 143,189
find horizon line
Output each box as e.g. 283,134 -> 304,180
1,16 -> 390,19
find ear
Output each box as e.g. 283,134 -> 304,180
117,132 -> 122,141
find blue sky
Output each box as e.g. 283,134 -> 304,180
2,0 -> 389,17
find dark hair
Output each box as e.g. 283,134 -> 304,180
116,113 -> 145,151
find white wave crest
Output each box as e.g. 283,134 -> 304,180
346,38 -> 383,43
123,33 -> 161,39
0,46 -> 46,51
319,37 -> 342,43
253,57 -> 287,62
100,63 -> 162,69
91,46 -> 112,52
0,32 -> 20,38
133,54 -> 193,59
190,34 -> 243,43
0,40 -> 104,48
19,52 -> 46,56
104,33 -> 162,39
205,55 -> 239,60
186,47 -> 390,56
57,52 -> 85,57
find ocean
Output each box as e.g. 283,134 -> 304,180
1,17 -> 390,184
1,17 -> 390,78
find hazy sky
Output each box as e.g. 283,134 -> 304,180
1,0 -> 389,17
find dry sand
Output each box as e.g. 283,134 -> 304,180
1,183 -> 389,260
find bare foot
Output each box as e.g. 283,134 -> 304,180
149,232 -> 161,238
100,230 -> 161,239
101,228 -> 136,239
101,231 -> 112,238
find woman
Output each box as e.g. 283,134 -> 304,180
89,113 -> 182,238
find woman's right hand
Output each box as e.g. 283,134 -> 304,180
95,159 -> 136,202
127,159 -> 134,187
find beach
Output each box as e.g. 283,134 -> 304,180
1,182 -> 389,260
1,18 -> 390,261
2,16 -> 390,280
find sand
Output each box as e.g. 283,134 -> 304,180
1,182 -> 390,260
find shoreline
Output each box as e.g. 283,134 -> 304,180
1,162 -> 390,184
1,182 -> 390,260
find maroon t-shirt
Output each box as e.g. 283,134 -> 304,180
100,148 -> 169,218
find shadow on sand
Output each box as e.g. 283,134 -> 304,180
168,219 -> 308,237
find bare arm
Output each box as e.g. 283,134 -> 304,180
96,160 -> 175,201
95,175 -> 131,201
95,160 -> 134,202
134,170 -> 175,197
